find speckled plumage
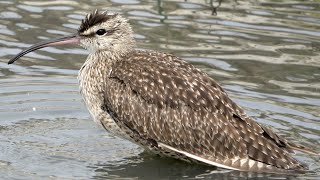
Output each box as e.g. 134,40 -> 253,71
80,49 -> 315,173
9,10 -> 319,174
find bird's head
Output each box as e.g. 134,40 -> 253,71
8,10 -> 135,64
78,10 -> 135,52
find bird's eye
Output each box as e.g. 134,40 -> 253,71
96,29 -> 107,36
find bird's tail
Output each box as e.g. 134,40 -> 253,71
288,142 -> 320,156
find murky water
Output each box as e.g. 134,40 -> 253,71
0,0 -> 319,179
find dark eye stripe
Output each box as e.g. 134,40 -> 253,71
106,29 -> 116,35
80,33 -> 95,37
80,29 -> 118,37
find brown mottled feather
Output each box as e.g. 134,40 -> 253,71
101,50 -> 315,172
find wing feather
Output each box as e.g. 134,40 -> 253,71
102,50 -> 313,171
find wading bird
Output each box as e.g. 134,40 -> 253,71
9,10 -> 319,173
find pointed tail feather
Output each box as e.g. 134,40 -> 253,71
288,142 -> 320,156
158,142 -> 305,174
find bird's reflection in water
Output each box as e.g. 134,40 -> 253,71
88,151 -> 300,180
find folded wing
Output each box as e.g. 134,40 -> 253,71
102,50 -> 314,172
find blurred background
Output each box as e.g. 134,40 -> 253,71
0,0 -> 319,179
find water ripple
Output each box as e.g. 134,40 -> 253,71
0,0 -> 319,179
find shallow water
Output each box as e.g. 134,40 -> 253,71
0,0 -> 319,179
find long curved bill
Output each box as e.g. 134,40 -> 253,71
8,34 -> 81,64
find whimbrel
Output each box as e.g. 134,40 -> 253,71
9,10 -> 319,173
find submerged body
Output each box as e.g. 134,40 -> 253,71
9,10 -> 319,173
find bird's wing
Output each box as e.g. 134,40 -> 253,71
103,50 -> 309,171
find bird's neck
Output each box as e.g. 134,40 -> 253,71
86,35 -> 136,60
90,40 -> 135,61
79,40 -> 136,89
81,46 -> 134,77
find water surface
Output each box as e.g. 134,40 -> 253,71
0,0 -> 319,179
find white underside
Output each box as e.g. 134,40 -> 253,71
158,142 -> 240,171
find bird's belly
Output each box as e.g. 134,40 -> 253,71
81,93 -> 126,137
78,82 -> 127,138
